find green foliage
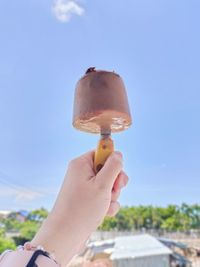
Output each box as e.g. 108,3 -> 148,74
19,221 -> 40,240
99,217 -> 117,231
100,204 -> 200,231
2,218 -> 21,231
0,208 -> 48,251
0,229 -> 5,238
116,208 -> 134,230
27,207 -> 48,221
0,237 -> 16,253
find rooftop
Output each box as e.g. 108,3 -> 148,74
111,234 -> 172,260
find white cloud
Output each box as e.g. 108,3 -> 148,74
52,0 -> 85,22
0,186 -> 43,202
15,191 -> 44,202
0,185 -> 57,203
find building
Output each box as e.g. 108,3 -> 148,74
15,210 -> 29,223
7,210 -> 29,223
111,234 -> 172,267
0,210 -> 11,219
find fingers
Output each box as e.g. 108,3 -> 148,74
78,150 -> 95,160
111,188 -> 120,202
111,171 -> 129,202
109,171 -> 129,216
68,150 -> 95,178
113,171 -> 129,192
76,150 -> 95,167
107,201 -> 120,217
96,151 -> 123,190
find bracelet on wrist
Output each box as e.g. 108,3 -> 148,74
0,241 -> 60,267
22,241 -> 60,266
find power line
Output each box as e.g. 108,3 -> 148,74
0,170 -> 55,196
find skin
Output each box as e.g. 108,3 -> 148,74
31,151 -> 128,267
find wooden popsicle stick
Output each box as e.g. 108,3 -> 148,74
94,136 -> 114,173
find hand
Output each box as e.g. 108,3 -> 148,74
31,151 -> 128,267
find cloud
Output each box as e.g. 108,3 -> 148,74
0,185 -> 58,203
15,191 -> 44,202
0,186 -> 43,202
52,0 -> 85,22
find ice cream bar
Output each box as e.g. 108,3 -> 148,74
73,69 -> 132,135
72,68 -> 132,173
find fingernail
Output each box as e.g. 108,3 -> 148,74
124,178 -> 128,186
114,151 -> 123,159
119,179 -> 125,188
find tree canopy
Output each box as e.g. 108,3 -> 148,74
99,204 -> 200,231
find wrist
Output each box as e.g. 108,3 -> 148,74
31,211 -> 89,266
0,248 -> 59,267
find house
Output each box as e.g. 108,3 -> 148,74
69,234 -> 193,267
0,210 -> 11,219
110,234 -> 172,267
8,210 -> 29,223
87,239 -> 115,262
15,210 -> 29,222
158,238 -> 192,267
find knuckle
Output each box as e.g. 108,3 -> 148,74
68,159 -> 77,167
112,189 -> 120,200
112,155 -> 123,168
123,173 -> 129,183
114,151 -> 123,158
96,181 -> 107,192
120,171 -> 129,184
69,158 -> 83,168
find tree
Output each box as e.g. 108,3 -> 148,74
2,218 -> 21,231
0,229 -> 5,238
0,237 -> 16,253
99,204 -> 200,232
116,208 -> 133,230
27,208 -> 48,222
19,221 -> 40,240
187,204 -> 200,229
99,217 -> 117,231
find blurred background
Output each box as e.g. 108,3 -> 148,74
0,0 -> 199,266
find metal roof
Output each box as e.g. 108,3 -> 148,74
158,237 -> 188,249
111,234 -> 172,260
88,239 -> 115,255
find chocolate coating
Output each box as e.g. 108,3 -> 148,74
72,69 -> 132,134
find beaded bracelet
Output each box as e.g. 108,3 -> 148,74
0,242 -> 60,267
23,242 -> 60,266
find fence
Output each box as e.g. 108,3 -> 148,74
91,229 -> 200,241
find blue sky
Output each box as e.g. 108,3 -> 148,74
0,0 -> 199,211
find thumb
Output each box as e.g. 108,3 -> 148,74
96,151 -> 123,190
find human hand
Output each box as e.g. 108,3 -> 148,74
31,151 -> 128,266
